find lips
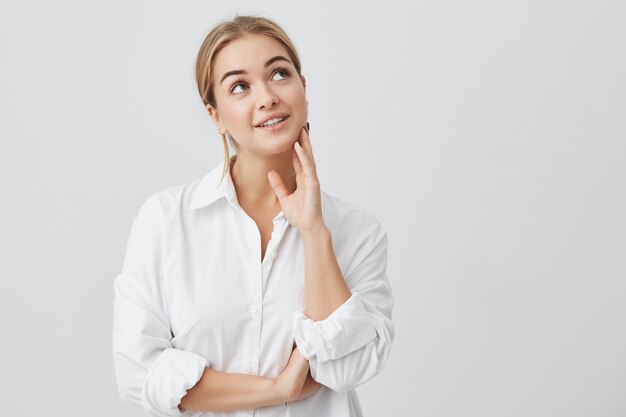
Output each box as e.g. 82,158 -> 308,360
254,113 -> 290,127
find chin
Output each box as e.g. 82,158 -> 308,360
253,119 -> 306,151
269,139 -> 297,155
269,125 -> 301,143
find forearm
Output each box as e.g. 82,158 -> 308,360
178,367 -> 281,413
301,225 -> 351,321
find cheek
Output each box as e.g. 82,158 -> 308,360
222,104 -> 253,129
285,89 -> 308,118
289,87 -> 307,104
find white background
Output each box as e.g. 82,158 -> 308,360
1,1 -> 625,416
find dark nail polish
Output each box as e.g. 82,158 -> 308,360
305,122 -> 310,133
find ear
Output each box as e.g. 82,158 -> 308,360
206,104 -> 227,135
300,74 -> 308,106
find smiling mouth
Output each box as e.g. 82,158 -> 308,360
255,116 -> 290,129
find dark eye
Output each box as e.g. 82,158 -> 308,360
230,79 -> 248,95
272,67 -> 291,81
229,68 -> 291,95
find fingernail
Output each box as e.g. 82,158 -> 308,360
305,122 -> 310,133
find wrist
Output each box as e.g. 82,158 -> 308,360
300,223 -> 330,242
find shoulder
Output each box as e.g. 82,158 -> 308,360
321,191 -> 389,283
134,177 -> 203,223
321,191 -> 387,241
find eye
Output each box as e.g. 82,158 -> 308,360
272,67 -> 291,81
229,79 -> 248,95
228,68 -> 291,95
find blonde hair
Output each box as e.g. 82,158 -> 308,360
195,14 -> 303,182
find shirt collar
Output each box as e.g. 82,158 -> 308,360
187,155 -> 292,223
188,155 -> 239,210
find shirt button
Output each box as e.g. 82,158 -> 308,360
271,250 -> 277,258
250,305 -> 258,314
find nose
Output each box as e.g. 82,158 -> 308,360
256,82 -> 279,109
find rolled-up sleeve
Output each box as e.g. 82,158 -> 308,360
112,194 -> 208,417
292,214 -> 395,394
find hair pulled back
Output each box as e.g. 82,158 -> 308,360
195,15 -> 303,181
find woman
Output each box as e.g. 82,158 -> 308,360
112,14 -> 394,417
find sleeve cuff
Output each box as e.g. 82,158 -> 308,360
142,348 -> 208,417
292,292 -> 378,363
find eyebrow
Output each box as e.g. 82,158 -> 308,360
220,55 -> 292,85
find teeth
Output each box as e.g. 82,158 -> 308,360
259,117 -> 286,127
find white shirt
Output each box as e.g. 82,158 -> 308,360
112,156 -> 395,417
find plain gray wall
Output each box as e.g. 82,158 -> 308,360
1,1 -> 625,416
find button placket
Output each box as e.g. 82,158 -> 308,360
254,218 -> 289,378
262,218 -> 287,267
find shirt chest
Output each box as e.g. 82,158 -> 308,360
161,210 -> 305,360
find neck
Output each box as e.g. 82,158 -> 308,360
230,150 -> 297,208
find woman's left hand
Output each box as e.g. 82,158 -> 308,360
267,125 -> 325,233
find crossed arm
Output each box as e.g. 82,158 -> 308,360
113,196 -> 393,415
177,224 -> 350,412
177,347 -> 319,412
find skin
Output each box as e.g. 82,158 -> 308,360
179,33 -> 352,413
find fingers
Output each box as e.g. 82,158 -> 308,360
267,170 -> 289,201
292,147 -> 304,187
297,373 -> 322,400
298,127 -> 314,165
294,138 -> 316,178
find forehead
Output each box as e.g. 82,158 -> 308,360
213,34 -> 290,76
